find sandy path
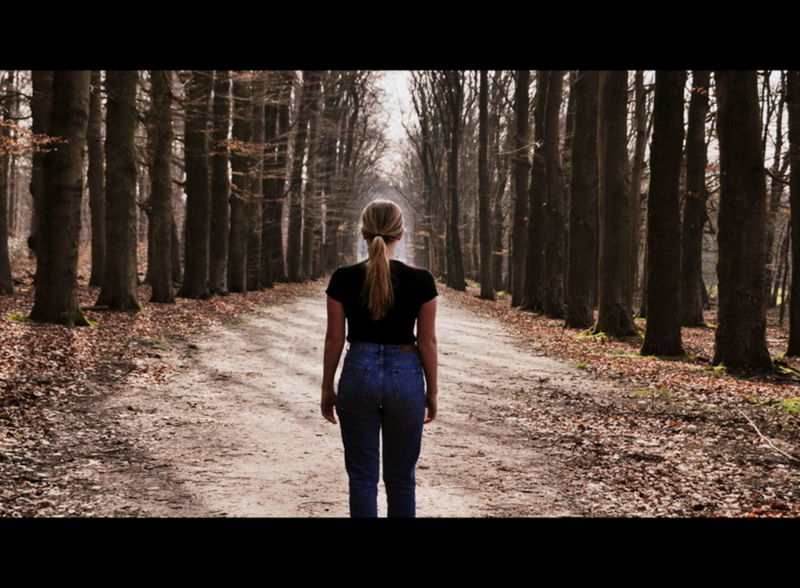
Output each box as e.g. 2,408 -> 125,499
94,287 -> 594,517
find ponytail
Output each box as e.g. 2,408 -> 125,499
359,199 -> 404,321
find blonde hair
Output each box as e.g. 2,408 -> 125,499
360,199 -> 404,320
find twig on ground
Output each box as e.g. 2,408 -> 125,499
735,407 -> 800,464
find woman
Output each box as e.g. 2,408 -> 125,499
321,199 -> 438,518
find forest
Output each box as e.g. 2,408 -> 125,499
1,70 -> 799,517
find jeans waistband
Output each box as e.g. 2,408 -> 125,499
347,342 -> 418,355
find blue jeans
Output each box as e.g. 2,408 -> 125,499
336,342 -> 426,518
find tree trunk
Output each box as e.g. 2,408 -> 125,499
28,71 -> 54,264
787,70 -> 800,355
543,70 -> 566,318
148,70 -> 176,303
209,70 -> 231,296
712,71 -> 772,371
478,70 -> 495,300
0,71 -> 12,294
287,71 -> 314,282
510,70 -> 530,306
29,71 -> 91,325
630,71 -> 648,313
247,71 -> 266,291
765,71 -> 787,308
228,72 -> 251,293
565,70 -> 599,329
522,70 -> 547,312
301,71 -> 322,281
177,70 -> 213,299
95,70 -> 141,311
87,70 -> 105,287
592,70 -> 638,337
444,71 -> 466,291
641,70 -> 686,356
680,71 -> 711,326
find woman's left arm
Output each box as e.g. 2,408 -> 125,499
321,296 -> 346,424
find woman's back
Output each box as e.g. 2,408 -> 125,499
326,259 -> 437,344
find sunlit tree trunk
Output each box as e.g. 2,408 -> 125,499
478,70 -> 495,300
228,71 -> 251,293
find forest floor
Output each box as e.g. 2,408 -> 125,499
1,255 -> 800,517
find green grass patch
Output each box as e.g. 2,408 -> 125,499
778,398 -> 800,414
7,314 -> 30,322
575,361 -> 588,370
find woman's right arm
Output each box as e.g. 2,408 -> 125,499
417,297 -> 438,424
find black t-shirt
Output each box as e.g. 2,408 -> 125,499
325,259 -> 438,344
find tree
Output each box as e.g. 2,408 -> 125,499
177,70 -> 213,299
147,70 -> 176,304
287,70 -> 316,282
787,70 -> 800,355
228,71 -> 251,293
510,69 -> 530,306
478,70 -> 495,300
522,70 -> 547,312
592,70 -> 638,337
95,70 -> 141,312
641,70 -> 686,356
247,70 -> 266,291
28,71 -> 53,263
0,71 -> 13,294
87,70 -> 105,287
680,71 -> 711,326
565,70 -> 599,328
209,70 -> 231,296
29,71 -> 92,325
712,71 -> 772,371
542,70 -> 566,318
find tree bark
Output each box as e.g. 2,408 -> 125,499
592,70 -> 638,337
444,71 -> 466,291
510,70 -> 530,306
287,71 -> 314,282
543,70 -> 566,318
522,70 -> 547,312
641,70 -> 686,356
565,70 -> 599,328
787,70 -> 800,355
228,71 -> 251,293
712,71 -> 772,371
177,70 -> 213,299
478,70 -> 495,300
147,70 -> 176,303
680,71 -> 711,326
28,70 -> 53,264
95,70 -> 141,311
0,71 -> 13,294
209,70 -> 231,296
630,71 -> 649,312
29,71 -> 91,325
301,71 -> 322,281
87,70 -> 105,287
247,71 -> 266,291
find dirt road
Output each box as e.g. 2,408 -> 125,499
82,286 -> 605,517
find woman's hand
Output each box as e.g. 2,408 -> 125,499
424,393 -> 437,424
321,388 -> 337,424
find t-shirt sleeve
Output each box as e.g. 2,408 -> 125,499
419,270 -> 438,304
325,268 -> 346,302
